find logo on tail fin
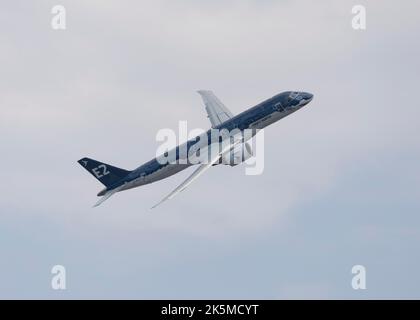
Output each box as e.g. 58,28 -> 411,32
78,157 -> 131,188
92,165 -> 110,179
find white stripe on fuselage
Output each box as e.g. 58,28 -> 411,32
121,108 -> 298,192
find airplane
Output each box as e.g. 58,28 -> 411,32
78,90 -> 314,208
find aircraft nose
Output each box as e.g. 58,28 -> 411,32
302,92 -> 313,101
299,92 -> 313,106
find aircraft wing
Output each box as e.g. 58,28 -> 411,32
197,90 -> 234,128
152,141 -> 238,208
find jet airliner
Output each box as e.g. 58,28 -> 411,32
78,90 -> 314,207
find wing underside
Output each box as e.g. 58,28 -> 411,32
197,90 -> 234,128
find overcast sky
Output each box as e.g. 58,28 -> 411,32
1,0 -> 420,299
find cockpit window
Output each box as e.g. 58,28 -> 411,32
289,92 -> 302,102
286,92 -> 303,108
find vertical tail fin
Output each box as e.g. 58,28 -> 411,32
77,157 -> 130,188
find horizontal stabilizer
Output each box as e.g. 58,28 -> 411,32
93,185 -> 124,207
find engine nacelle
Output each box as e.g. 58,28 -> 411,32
220,142 -> 253,166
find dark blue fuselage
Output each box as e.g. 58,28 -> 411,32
99,91 -> 313,195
